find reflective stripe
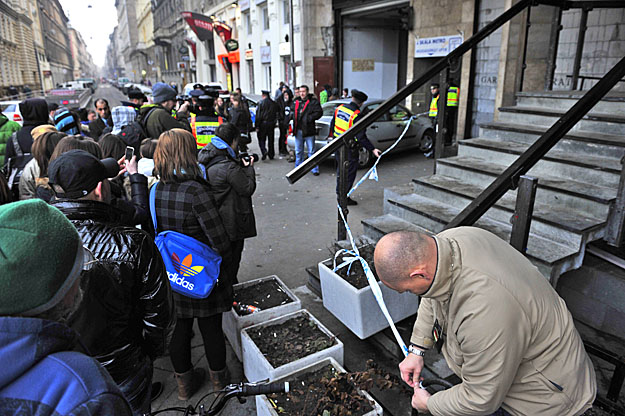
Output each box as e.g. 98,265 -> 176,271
447,87 -> 459,107
333,105 -> 360,138
429,96 -> 439,117
194,118 -> 222,148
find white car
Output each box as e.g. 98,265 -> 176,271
0,101 -> 23,125
182,82 -> 224,97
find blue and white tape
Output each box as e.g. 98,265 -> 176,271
336,116 -> 417,357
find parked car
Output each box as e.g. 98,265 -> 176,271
124,83 -> 152,98
182,82 -> 224,97
287,98 -> 434,168
0,100 -> 23,125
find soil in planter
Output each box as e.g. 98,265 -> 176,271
267,364 -> 375,416
233,278 -> 293,316
332,245 -> 378,290
248,315 -> 336,368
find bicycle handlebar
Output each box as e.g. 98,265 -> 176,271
241,382 -> 289,396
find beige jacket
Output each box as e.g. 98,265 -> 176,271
411,227 -> 596,416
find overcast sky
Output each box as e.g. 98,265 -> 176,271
58,0 -> 118,68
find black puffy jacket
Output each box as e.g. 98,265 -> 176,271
198,143 -> 257,241
293,94 -> 322,137
53,199 -> 175,385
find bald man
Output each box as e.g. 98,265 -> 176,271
374,227 -> 596,416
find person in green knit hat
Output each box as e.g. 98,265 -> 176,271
0,199 -> 132,415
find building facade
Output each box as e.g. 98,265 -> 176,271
38,0 -> 72,87
130,0 -> 156,83
153,0 -> 194,86
116,0 -> 139,81
68,28 -> 95,80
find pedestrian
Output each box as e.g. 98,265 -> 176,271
23,85 -> 32,98
235,87 -> 250,113
293,85 -> 323,175
18,124 -> 58,200
330,89 -> 381,205
319,84 -> 332,105
274,81 -> 285,100
111,105 -> 138,135
152,128 -> 233,399
125,88 -> 148,110
374,228 -> 597,416
139,82 -> 191,139
342,88 -> 349,98
3,98 -> 49,200
0,106 -> 22,168
54,107 -> 82,135
19,130 -> 65,201
90,98 -> 113,139
99,133 -> 126,160
277,89 -> 294,157
88,109 -> 97,121
199,123 -> 257,284
329,88 -> 340,101
191,92 -> 223,150
138,138 -> 158,189
0,199 -> 133,415
255,90 -> 278,160
48,150 -> 175,415
214,96 -> 228,119
228,95 -> 253,152
47,102 -> 59,124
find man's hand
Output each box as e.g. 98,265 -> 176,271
399,352 -> 424,388
412,387 -> 431,413
177,101 -> 190,115
373,148 -> 382,158
126,155 -> 138,175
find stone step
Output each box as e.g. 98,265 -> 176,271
479,121 -> 625,159
383,193 -> 581,283
437,156 -> 616,219
516,91 -> 625,116
411,175 -> 606,249
497,106 -> 625,136
458,138 -> 621,188
305,265 -> 322,298
361,213 -> 431,242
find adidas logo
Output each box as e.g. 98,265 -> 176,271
169,253 -> 203,291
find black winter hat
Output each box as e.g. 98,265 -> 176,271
48,150 -> 120,199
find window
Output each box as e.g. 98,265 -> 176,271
388,105 -> 410,121
248,60 -> 255,93
244,12 -> 251,35
263,63 -> 271,90
262,6 -> 269,30
282,0 -> 290,24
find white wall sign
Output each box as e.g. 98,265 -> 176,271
260,46 -> 271,63
414,35 -> 463,58
240,0 -> 250,11
279,42 -> 290,56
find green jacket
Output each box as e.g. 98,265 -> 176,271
0,114 -> 21,167
319,90 -> 328,105
139,104 -> 190,140
412,227 -> 596,416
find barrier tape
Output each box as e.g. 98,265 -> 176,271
335,115 -> 417,357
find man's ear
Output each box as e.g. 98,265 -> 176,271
409,268 -> 428,279
94,181 -> 104,201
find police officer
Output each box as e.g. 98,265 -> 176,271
429,82 -> 459,151
190,90 -> 223,150
255,90 -> 278,160
330,89 -> 381,206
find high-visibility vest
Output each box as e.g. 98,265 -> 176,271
429,96 -> 439,117
192,115 -> 223,149
447,86 -> 459,107
333,104 -> 360,138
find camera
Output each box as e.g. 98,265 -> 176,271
239,152 -> 259,165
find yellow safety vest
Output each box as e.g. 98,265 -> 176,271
447,86 -> 459,107
333,105 -> 360,138
191,115 -> 223,149
429,96 -> 439,117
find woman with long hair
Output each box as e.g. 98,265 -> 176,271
152,128 -> 232,401
214,96 -> 228,119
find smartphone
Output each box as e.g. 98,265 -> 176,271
125,146 -> 134,161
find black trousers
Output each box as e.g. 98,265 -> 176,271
278,124 -> 288,155
335,147 -> 360,195
257,122 -> 275,158
169,315 -> 226,373
231,239 -> 244,284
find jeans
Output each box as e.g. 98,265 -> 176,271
294,130 -> 319,174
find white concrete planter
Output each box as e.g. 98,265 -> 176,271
241,309 -> 344,382
223,275 -> 301,361
319,258 -> 419,339
255,357 -> 383,416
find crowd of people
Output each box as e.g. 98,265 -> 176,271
0,85 -> 258,415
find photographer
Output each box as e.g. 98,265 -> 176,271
198,123 -> 256,284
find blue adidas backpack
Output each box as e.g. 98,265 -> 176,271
149,182 -> 221,299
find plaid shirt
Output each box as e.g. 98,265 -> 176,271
153,178 -> 232,318
111,106 -> 137,135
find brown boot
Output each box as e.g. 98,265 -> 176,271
209,367 -> 229,392
174,368 -> 206,401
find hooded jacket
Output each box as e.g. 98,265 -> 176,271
4,98 -> 49,163
139,104 -> 190,139
293,94 -> 322,137
0,317 -> 132,415
411,227 -> 596,416
0,113 -> 20,167
51,200 -> 175,386
198,142 -> 257,241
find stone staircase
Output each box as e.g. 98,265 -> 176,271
361,91 -> 625,286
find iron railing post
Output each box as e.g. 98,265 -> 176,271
571,7 -> 589,90
337,145 -> 348,240
435,68 -> 449,161
510,175 -> 538,253
605,159 -> 625,247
